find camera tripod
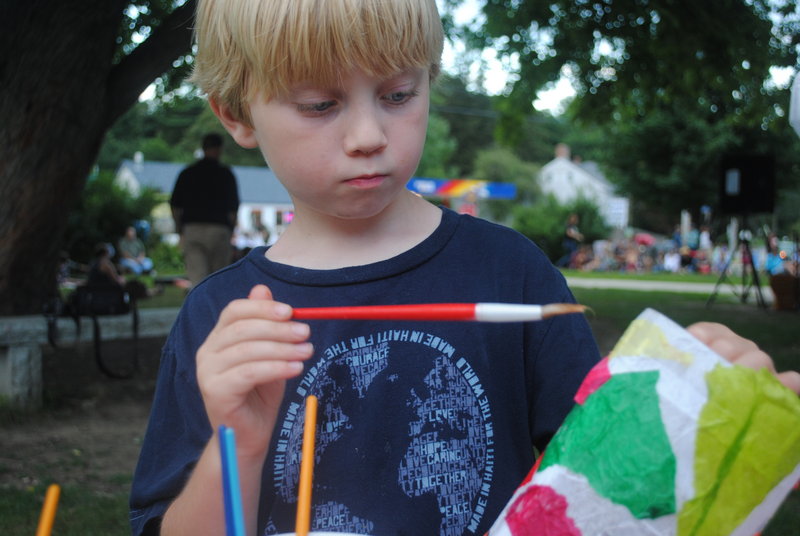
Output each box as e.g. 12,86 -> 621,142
706,228 -> 767,309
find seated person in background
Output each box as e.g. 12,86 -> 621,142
117,226 -> 154,275
57,250 -> 88,288
88,243 -> 127,288
572,245 -> 595,271
766,249 -> 797,277
765,233 -> 797,277
88,242 -> 151,302
679,246 -> 695,272
663,248 -> 682,273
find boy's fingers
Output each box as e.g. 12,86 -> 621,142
248,284 -> 272,301
777,371 -> 800,395
688,322 -> 799,390
223,317 -> 310,344
203,359 -> 304,399
217,297 -> 293,327
200,337 -> 313,373
717,347 -> 777,373
198,341 -> 312,394
687,321 -> 763,360
231,359 -> 304,386
203,313 -> 310,361
688,322 -> 747,347
226,340 -> 314,364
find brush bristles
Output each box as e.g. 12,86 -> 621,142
541,303 -> 590,318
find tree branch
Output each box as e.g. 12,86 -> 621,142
105,0 -> 197,127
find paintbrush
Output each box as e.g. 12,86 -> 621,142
291,303 -> 588,322
219,425 -> 246,536
35,484 -> 61,536
295,395 -> 318,536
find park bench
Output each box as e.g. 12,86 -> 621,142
1,300 -> 178,409
44,282 -> 144,380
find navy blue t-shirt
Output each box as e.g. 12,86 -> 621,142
129,207 -> 600,535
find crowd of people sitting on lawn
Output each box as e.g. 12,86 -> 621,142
562,225 -> 797,278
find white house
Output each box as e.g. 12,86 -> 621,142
539,144 -> 629,228
115,153 -> 295,243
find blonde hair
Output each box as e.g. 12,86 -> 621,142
191,0 -> 444,124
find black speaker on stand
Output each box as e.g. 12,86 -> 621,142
717,154 -> 775,215
706,154 -> 775,309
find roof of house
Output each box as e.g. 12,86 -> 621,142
575,160 -> 613,188
116,159 -> 293,205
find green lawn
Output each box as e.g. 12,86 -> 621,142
1,484 -> 130,536
136,282 -> 186,309
562,267 -> 769,286
572,287 -> 798,372
563,268 -> 722,283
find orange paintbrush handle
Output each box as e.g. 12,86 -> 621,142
36,484 -> 61,536
295,395 -> 318,536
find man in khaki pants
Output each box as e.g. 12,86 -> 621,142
171,133 -> 240,287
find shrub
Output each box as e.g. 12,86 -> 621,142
511,195 -> 610,262
148,241 -> 184,274
64,171 -> 159,263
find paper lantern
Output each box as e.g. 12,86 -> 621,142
489,309 -> 800,536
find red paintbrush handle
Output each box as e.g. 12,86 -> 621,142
291,303 -> 478,321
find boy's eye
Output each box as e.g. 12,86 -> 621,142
296,100 -> 336,114
383,90 -> 418,105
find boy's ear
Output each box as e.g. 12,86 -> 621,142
209,98 -> 258,149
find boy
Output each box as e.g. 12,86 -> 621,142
130,1 -> 800,535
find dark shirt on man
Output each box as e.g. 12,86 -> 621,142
170,158 -> 239,229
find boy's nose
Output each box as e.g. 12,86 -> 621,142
343,106 -> 388,156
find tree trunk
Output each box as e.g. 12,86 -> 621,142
0,0 -> 195,315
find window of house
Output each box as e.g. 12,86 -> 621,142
250,210 -> 263,230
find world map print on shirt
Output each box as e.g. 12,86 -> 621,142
265,328 -> 496,535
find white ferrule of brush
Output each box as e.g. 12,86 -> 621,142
474,303 -> 544,322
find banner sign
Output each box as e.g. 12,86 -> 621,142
407,177 -> 517,200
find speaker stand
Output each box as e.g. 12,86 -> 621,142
706,232 -> 767,309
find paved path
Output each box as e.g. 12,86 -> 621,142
564,276 -> 774,305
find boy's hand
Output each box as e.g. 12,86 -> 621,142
196,284 -> 313,459
688,322 -> 800,395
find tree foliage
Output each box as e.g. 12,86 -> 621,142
600,96 -> 800,232
605,104 -> 737,230
430,75 -> 498,175
428,74 -> 572,177
453,0 -> 800,230
468,0 -> 798,122
99,97 -> 265,169
502,112 -> 570,165
417,114 -> 460,178
471,147 -> 540,223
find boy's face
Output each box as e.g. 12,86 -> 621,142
216,67 -> 430,222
